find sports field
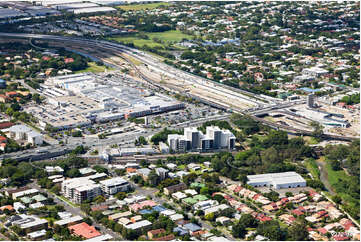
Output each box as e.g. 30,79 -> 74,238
117,2 -> 170,11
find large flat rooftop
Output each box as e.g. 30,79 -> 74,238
27,73 -> 184,129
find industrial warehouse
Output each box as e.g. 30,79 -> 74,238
25,73 -> 184,130
246,172 -> 307,190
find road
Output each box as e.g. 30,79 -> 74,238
28,182 -> 121,239
0,32 -> 356,163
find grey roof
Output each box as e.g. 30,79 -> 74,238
184,223 -> 202,232
137,168 -> 151,176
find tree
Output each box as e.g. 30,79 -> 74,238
115,192 -> 127,200
204,212 -> 215,221
183,173 -> 197,185
263,191 -> 279,202
261,147 -> 281,166
94,195 -> 105,204
232,222 -> 246,238
310,121 -> 324,141
93,165 -> 108,174
66,168 -> 80,178
257,220 -> 284,241
83,217 -> 93,226
71,145 -> 86,155
200,186 -> 210,196
238,214 -> 258,228
287,219 -> 309,241
332,195 -> 342,204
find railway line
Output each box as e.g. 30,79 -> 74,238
0,32 -> 357,142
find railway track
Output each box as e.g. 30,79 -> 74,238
1,33 -> 357,142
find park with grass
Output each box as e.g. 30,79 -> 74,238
117,2 -> 170,11
109,30 -> 193,49
75,62 -> 113,73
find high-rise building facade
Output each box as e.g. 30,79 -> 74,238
167,126 -> 236,152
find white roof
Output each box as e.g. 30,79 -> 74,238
27,130 -> 42,138
8,125 -> 31,133
29,202 -> 44,209
247,172 -> 306,185
124,220 -> 152,230
28,229 -> 47,239
99,177 -> 128,186
160,209 -> 176,216
84,234 -> 113,241
170,213 -> 184,221
55,215 -> 83,226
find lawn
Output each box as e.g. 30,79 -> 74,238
117,2 -> 170,11
178,164 -> 186,170
146,30 -> 193,43
109,36 -> 164,48
324,162 -> 359,204
325,162 -> 350,186
304,136 -> 319,145
109,30 -> 193,48
76,62 -> 113,73
305,158 -> 320,179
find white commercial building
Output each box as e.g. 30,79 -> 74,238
247,172 -> 306,189
302,67 -> 329,78
35,73 -> 184,130
99,177 -> 130,196
8,125 -> 43,145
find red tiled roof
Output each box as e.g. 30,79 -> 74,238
0,122 -> 13,129
148,229 -> 165,235
333,235 -> 350,241
153,234 -> 175,241
0,205 -> 14,211
91,204 -> 108,212
65,58 -> 74,63
292,209 -> 304,216
68,222 -> 101,239
341,219 -> 353,230
126,168 -> 137,173
5,91 -> 17,96
234,186 -> 242,193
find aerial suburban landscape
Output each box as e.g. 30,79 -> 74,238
0,0 -> 359,241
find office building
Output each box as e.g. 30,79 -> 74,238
246,172 -> 306,189
167,126 -> 236,152
185,127 -> 201,149
99,177 -> 130,196
8,124 -> 43,145
307,94 -> 315,108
